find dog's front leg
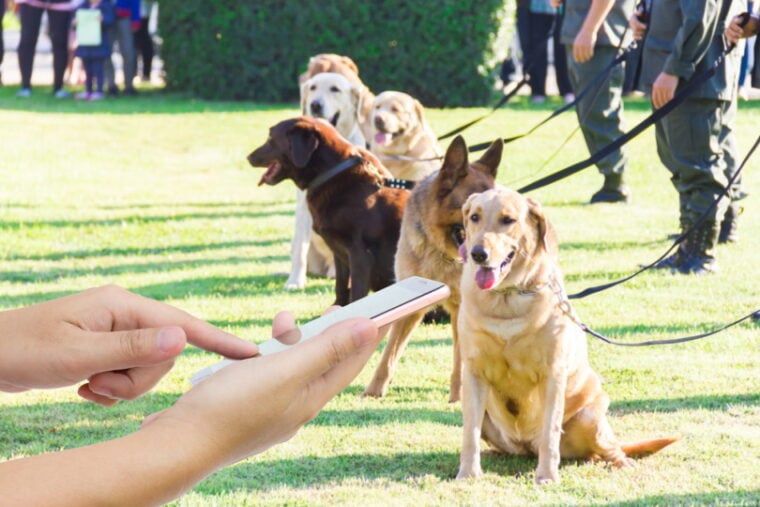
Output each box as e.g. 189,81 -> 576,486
348,243 -> 372,302
535,364 -> 568,485
285,190 -> 311,290
448,309 -> 462,403
457,363 -> 488,479
333,258 -> 351,306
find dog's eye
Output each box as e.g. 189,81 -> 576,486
330,86 -> 340,93
469,213 -> 480,223
309,85 -> 316,91
450,224 -> 465,246
391,106 -> 400,113
500,216 -> 515,226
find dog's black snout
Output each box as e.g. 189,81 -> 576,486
470,245 -> 488,264
310,100 -> 323,115
374,116 -> 385,129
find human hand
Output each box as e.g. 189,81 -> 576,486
572,28 -> 596,63
629,13 -> 647,41
142,312 -> 383,467
549,0 -> 563,9
0,285 -> 258,405
651,72 -> 679,109
725,14 -> 758,45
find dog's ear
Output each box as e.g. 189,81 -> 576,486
474,139 -> 503,178
340,55 -> 360,76
413,98 -> 425,124
300,79 -> 311,114
526,197 -> 555,254
287,125 -> 319,169
349,84 -> 361,111
437,135 -> 469,196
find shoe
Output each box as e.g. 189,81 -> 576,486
123,87 -> 138,97
590,173 -> 630,203
74,91 -> 91,100
752,311 -> 760,324
17,88 -> 32,98
107,86 -> 120,97
563,93 -> 575,104
54,89 -> 71,99
674,220 -> 719,275
89,92 -> 105,101
718,203 -> 741,244
531,95 -> 546,104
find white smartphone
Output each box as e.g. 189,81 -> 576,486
189,276 -> 450,385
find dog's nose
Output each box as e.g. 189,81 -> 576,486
310,100 -> 323,115
470,245 -> 488,264
374,116 -> 385,129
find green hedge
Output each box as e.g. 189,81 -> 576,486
158,0 -> 513,107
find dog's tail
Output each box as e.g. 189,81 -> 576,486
621,437 -> 679,457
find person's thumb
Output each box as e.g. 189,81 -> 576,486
84,326 -> 187,375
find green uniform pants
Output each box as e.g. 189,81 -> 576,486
565,45 -> 628,176
654,98 -> 736,223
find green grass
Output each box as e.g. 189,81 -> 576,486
0,86 -> 758,506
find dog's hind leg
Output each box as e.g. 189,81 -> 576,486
560,398 -> 632,468
285,190 -> 311,290
363,311 -> 426,398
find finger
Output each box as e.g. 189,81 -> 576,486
78,383 -> 120,406
87,361 -> 175,400
0,381 -> 28,393
98,286 -> 258,359
271,311 -> 296,338
81,326 -> 186,376
286,318 -> 379,388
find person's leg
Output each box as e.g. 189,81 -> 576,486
527,12 -> 553,99
84,59 -> 94,93
104,24 -> 118,94
17,4 -> 44,92
92,58 -> 105,94
47,9 -> 72,94
116,17 -> 137,93
552,11 -> 573,98
566,45 -> 629,202
0,0 -> 5,81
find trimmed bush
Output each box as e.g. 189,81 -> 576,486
158,0 -> 514,106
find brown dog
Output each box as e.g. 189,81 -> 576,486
456,187 -> 677,484
363,136 -> 502,402
299,53 -> 375,142
247,116 -> 408,305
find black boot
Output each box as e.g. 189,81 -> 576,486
676,220 -> 719,275
590,172 -> 630,203
718,202 -> 741,244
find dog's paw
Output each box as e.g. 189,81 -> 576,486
361,384 -> 387,398
284,279 -> 306,290
613,456 -> 635,468
534,467 -> 560,485
456,464 -> 482,480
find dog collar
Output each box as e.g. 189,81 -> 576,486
492,272 -> 560,296
307,156 -> 365,191
383,177 -> 416,190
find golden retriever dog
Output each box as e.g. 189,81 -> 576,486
369,91 -> 443,182
299,53 -> 375,142
363,136 -> 502,402
284,72 -> 368,290
456,187 -> 677,484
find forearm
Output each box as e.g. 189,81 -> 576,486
664,0 -> 720,79
580,0 -> 615,35
0,418 -> 220,506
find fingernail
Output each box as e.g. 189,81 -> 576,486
90,386 -> 114,399
157,327 -> 185,355
351,320 -> 378,348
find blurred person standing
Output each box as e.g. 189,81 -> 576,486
103,0 -> 138,95
1,0 -> 6,84
552,0 -> 635,204
132,0 -> 153,82
630,0 -> 746,275
15,0 -> 78,97
73,0 -> 114,100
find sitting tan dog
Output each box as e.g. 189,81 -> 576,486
299,53 -> 375,142
456,187 -> 677,484
369,91 -> 443,182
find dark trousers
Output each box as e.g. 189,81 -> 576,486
83,57 -> 105,93
517,7 -> 572,97
17,4 -> 72,91
1,1 -> 5,69
133,16 -> 154,79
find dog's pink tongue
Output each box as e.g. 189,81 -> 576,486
374,132 -> 392,145
475,267 -> 496,290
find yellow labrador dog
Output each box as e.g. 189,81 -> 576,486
369,91 -> 443,182
285,73 -> 367,290
457,187 -> 676,484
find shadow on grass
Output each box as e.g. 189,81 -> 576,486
610,392 -> 759,415
2,239 -> 280,262
592,490 -> 760,506
0,209 -> 292,231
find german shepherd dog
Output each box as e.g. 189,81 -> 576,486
247,116 -> 408,305
363,135 -> 502,402
457,187 -> 677,484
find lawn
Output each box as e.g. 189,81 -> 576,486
0,86 -> 758,506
